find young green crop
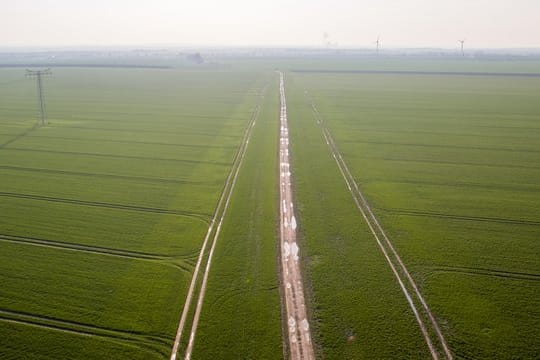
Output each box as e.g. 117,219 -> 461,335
192,74 -> 283,359
290,68 -> 540,359
0,67 -> 269,359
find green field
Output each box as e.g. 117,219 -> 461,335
1,58 -> 539,360
286,66 -> 540,359
0,67 -> 275,359
192,77 -> 283,359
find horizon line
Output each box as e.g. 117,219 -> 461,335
1,44 -> 540,51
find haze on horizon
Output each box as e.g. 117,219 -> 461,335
2,0 -> 539,49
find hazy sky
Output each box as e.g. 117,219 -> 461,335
2,0 -> 539,48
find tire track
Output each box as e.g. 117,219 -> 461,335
60,114 -> 233,123
341,139 -> 540,154
20,134 -> 236,149
0,233 -> 190,263
363,178 -> 540,192
384,208 -> 540,227
0,165 -> 207,186
429,265 -> 540,281
183,102 -> 260,360
0,191 -> 211,222
52,125 -> 242,138
0,123 -> 39,149
0,309 -> 169,354
0,131 -> 29,137
206,287 -> 249,310
170,84 -> 267,360
0,316 -> 166,357
0,235 -> 195,275
307,92 -> 453,360
328,126 -> 540,140
6,147 -> 230,167
380,157 -> 540,171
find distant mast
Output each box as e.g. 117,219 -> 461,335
26,69 -> 52,126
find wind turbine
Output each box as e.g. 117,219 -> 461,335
459,39 -> 465,56
375,36 -> 380,55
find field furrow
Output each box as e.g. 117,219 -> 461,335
0,191 -> 212,220
0,67 -> 269,359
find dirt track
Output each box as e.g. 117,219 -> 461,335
278,72 -> 315,360
169,89 -> 264,360
308,94 -> 453,360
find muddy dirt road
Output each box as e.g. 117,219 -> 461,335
278,72 -> 315,360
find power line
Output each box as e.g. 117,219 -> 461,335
0,78 -> 27,86
26,69 -> 51,125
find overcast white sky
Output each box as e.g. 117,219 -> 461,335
2,0 -> 539,48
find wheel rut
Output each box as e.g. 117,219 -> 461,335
307,91 -> 453,360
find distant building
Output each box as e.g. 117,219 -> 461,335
186,53 -> 204,64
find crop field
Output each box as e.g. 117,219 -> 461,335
0,67 -> 274,359
285,73 -> 431,359
285,65 -> 540,359
192,78 -> 283,359
1,58 -> 539,360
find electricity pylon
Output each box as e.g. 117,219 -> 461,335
459,39 -> 465,57
26,69 -> 51,125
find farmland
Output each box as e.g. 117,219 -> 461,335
1,57 -> 539,360
0,66 -> 274,359
192,76 -> 283,359
286,64 -> 540,359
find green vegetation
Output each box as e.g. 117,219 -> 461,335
288,68 -> 540,359
0,67 -> 269,359
193,76 -> 283,359
285,74 -> 431,359
2,58 -> 539,359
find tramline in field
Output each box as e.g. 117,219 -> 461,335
1,57 -> 539,360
